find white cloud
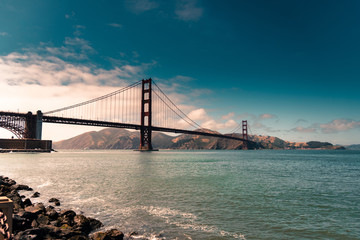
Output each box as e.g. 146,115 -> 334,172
0,35 -> 154,117
202,119 -> 237,131
65,11 -> 76,20
290,119 -> 360,135
0,36 -> 248,141
187,108 -> 210,122
125,0 -> 159,13
175,0 -> 203,21
252,122 -> 266,129
292,126 -> 317,133
320,119 -> 360,133
0,51 -> 145,87
44,37 -> 94,60
73,25 -> 86,36
259,113 -> 277,120
178,108 -> 237,131
295,118 -> 307,124
170,75 -> 194,82
108,23 -> 123,28
222,112 -> 234,120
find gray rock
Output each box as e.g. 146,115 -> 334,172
37,214 -> 50,226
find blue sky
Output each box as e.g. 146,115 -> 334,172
0,0 -> 359,144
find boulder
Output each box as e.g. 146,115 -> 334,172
6,190 -> 22,212
25,203 -> 45,215
31,192 -> 40,198
49,197 -> 61,206
60,209 -> 77,219
13,227 -> 46,240
37,214 -> 50,226
18,210 -> 36,221
58,209 -> 77,227
74,214 -> 91,234
91,229 -> 124,240
13,214 -> 32,233
31,219 -> 39,228
69,235 -> 90,240
3,176 -> 108,240
23,198 -> 32,207
88,217 -> 104,231
46,208 -> 59,220
10,184 -> 32,191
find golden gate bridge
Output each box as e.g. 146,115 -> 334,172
0,78 -> 256,151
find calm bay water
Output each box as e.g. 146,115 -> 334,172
0,150 -> 359,239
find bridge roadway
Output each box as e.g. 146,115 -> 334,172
42,115 -> 254,144
1,111 -> 255,146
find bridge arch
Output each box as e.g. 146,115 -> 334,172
0,115 -> 27,138
0,111 -> 43,139
0,123 -> 24,138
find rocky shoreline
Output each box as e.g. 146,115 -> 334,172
0,176 -> 152,240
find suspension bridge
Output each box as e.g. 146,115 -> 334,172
0,78 -> 256,151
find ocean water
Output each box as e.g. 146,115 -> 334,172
0,150 -> 359,239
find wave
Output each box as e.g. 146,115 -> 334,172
37,181 -> 52,188
141,206 -> 246,240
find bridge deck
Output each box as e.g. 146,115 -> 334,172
42,116 -> 254,143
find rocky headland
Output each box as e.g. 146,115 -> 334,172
0,175 -> 157,240
53,128 -> 346,150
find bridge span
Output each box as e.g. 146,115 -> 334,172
0,79 -> 256,151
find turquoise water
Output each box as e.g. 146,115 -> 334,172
0,150 -> 359,239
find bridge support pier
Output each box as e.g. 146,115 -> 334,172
139,78 -> 155,151
36,110 -> 43,140
24,110 -> 43,140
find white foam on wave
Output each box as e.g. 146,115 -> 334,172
37,181 -> 52,188
128,233 -> 165,240
143,206 -> 198,221
141,206 -> 246,240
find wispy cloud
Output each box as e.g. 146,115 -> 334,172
0,37 -> 156,115
319,119 -> 360,133
180,108 -> 237,131
222,112 -> 235,120
125,0 -> 159,14
153,75 -> 211,99
259,113 -> 277,120
0,51 -> 146,87
65,11 -> 76,20
291,119 -> 360,134
169,75 -> 194,82
73,25 -> 86,36
291,126 -> 317,133
44,37 -> 94,60
0,32 -> 8,36
108,23 -> 123,28
175,0 -> 203,21
0,34 -> 154,89
295,118 -> 307,124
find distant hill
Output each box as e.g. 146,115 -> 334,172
53,128 -> 173,150
53,128 -> 248,150
53,128 -> 345,150
346,144 -> 360,150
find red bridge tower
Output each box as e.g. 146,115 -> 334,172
139,78 -> 154,151
242,120 -> 248,150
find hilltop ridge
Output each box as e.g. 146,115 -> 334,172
53,128 -> 345,150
